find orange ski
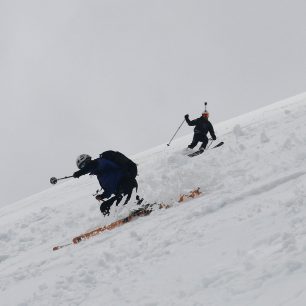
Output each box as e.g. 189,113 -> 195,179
53,188 -> 202,251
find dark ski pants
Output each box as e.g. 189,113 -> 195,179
100,196 -> 118,216
99,177 -> 138,216
188,133 -> 208,150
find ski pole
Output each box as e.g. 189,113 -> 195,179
167,119 -> 185,146
50,175 -> 73,185
206,139 -> 214,149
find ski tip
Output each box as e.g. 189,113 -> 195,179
72,237 -> 82,244
52,242 -> 73,251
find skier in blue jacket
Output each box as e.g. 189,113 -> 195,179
73,153 -> 138,216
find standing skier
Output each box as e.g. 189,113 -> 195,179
185,111 -> 217,151
73,151 -> 138,216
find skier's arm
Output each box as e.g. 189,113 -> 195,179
185,114 -> 197,126
208,122 -> 217,140
73,160 -> 96,178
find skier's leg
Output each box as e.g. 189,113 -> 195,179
117,177 -> 138,205
199,136 -> 208,150
188,134 -> 199,149
123,179 -> 137,205
100,196 -> 117,216
123,178 -> 138,205
115,194 -> 123,206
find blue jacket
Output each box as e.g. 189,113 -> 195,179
74,158 -> 125,198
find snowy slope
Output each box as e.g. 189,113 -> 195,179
1,93 -> 306,306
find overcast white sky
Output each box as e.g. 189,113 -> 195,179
0,0 -> 305,206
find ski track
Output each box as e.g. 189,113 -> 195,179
1,93 -> 306,305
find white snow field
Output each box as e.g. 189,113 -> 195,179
1,93 -> 306,306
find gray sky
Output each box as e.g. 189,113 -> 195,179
0,0 -> 305,206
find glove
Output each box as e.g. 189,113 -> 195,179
96,193 -> 107,201
184,114 -> 189,120
95,194 -> 103,201
212,135 -> 217,140
73,171 -> 81,178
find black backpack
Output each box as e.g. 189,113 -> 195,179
100,150 -> 138,178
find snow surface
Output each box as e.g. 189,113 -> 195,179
1,93 -> 306,306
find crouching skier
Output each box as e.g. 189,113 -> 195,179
73,151 -> 138,216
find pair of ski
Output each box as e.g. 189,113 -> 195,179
187,141 -> 224,157
52,188 -> 202,251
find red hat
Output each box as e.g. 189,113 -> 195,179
202,111 -> 209,118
